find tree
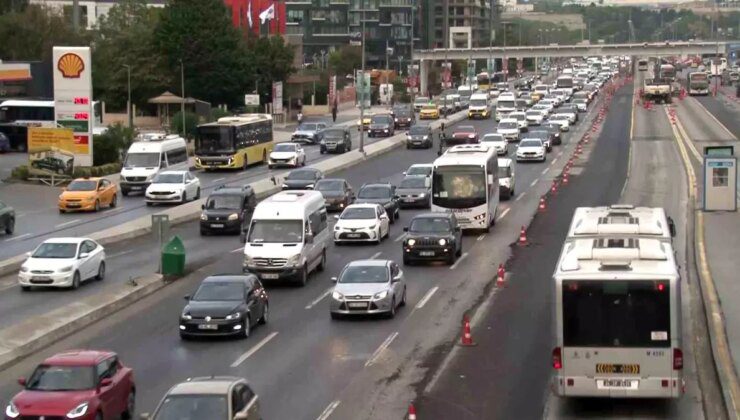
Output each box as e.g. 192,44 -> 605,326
248,36 -> 296,102
329,46 -> 362,79
155,0 -> 252,107
93,0 -> 172,110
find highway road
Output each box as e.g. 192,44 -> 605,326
0,76 -> 602,419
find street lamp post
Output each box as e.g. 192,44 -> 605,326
179,59 -> 185,138
123,64 -> 132,128
359,10 -> 366,154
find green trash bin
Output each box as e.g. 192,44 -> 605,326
161,235 -> 186,276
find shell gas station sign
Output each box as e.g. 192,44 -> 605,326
53,46 -> 93,167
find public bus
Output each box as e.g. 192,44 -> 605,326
552,236 -> 683,399
555,75 -> 575,95
565,205 -> 676,243
658,64 -> 676,82
194,114 -> 275,170
432,144 -> 499,232
637,59 -> 649,71
688,71 -> 709,96
476,72 -> 491,92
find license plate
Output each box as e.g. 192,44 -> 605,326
32,276 -> 50,281
348,302 -> 367,308
210,224 -> 224,228
419,251 -> 435,257
130,186 -> 142,191
67,204 -> 80,208
261,273 -> 279,279
347,233 -> 361,238
198,324 -> 218,330
598,379 -> 638,389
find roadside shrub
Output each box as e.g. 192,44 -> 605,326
171,111 -> 198,139
10,165 -> 29,180
210,108 -> 231,121
93,123 -> 136,166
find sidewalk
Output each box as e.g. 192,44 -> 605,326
275,105 -> 395,133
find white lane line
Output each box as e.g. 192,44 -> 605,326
316,400 -> 341,420
0,282 -> 18,292
394,232 -> 406,242
530,179 -> 538,187
557,151 -> 564,157
230,331 -> 279,367
306,287 -> 334,310
415,286 -> 439,309
108,250 -> 134,259
212,177 -> 226,183
477,234 -> 486,241
2,233 -> 30,242
514,192 -> 526,202
551,157 -> 559,165
230,247 -> 243,253
449,252 -> 468,270
496,208 -> 510,221
55,219 -> 80,229
540,168 -> 548,175
365,331 -> 399,367
370,251 -> 382,259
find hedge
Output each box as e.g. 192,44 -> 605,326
9,163 -> 121,181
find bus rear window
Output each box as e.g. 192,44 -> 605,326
562,280 -> 671,348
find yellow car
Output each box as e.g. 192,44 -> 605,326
59,177 -> 118,213
357,115 -> 373,130
531,92 -> 544,102
419,104 -> 440,119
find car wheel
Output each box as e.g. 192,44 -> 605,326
5,218 -> 13,235
456,241 -> 463,257
94,200 -> 100,212
240,316 -> 251,339
403,255 -> 413,266
406,144 -> 410,149
146,202 -> 153,207
122,389 -> 136,420
320,149 -> 325,154
389,211 -> 396,225
121,189 -> 129,197
200,228 -> 209,236
400,287 -> 407,306
71,271 -> 81,290
110,194 -> 117,208
374,229 -> 382,245
317,250 -> 326,272
447,252 -> 457,266
330,312 -> 342,320
259,303 -> 269,325
195,188 -> 201,200
96,262 -> 106,281
21,285 -> 31,292
296,264 -> 308,287
387,298 -> 396,319
268,164 -> 274,169
181,192 -> 187,204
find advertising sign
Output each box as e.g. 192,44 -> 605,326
329,75 -> 337,106
244,94 -> 260,106
27,127 -> 75,176
272,82 -> 283,114
53,46 -> 93,167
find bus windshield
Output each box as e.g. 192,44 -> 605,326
556,78 -> 574,88
562,280 -> 671,348
432,166 -> 487,209
196,126 -> 234,154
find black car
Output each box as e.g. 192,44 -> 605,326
319,127 -> 352,154
396,176 -> 431,209
315,178 -> 355,211
31,156 -> 71,174
402,213 -> 463,265
282,168 -> 324,190
540,123 -> 562,145
406,126 -> 433,149
393,106 -> 415,129
200,185 -> 256,236
527,130 -> 555,151
368,114 -> 395,137
179,274 -> 269,339
356,183 -> 400,223
0,200 -> 14,235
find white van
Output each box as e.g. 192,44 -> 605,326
120,134 -> 189,196
467,93 -> 491,119
242,191 -> 330,286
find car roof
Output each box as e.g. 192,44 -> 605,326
497,158 -> 513,168
347,259 -> 390,267
317,178 -> 345,183
345,203 -> 380,209
361,183 -> 392,188
210,186 -> 252,196
44,350 -> 114,366
409,163 -> 433,168
203,274 -> 255,283
71,177 -> 102,182
291,168 -> 321,174
43,237 -> 88,244
274,142 -> 299,147
412,212 -> 453,220
167,376 -> 246,396
159,170 -> 188,175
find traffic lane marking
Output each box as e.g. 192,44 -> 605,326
108,250 -> 134,259
230,331 -> 279,367
496,208 -> 510,221
365,331 -> 398,367
54,219 -> 80,228
316,400 -> 341,420
514,192 -> 526,202
415,286 -> 439,309
2,233 -> 30,242
370,251 -> 382,260
306,287 -> 333,310
529,179 -> 538,188
449,252 -> 468,270
394,232 -> 406,242
231,247 -> 243,253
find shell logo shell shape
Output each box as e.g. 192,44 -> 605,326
57,53 -> 85,78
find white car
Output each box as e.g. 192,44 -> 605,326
509,111 -> 528,131
547,115 -> 571,132
403,163 -> 433,178
268,142 -> 306,168
572,98 -> 588,112
481,133 -> 508,156
516,139 -> 547,162
543,95 -> 562,107
525,110 -> 545,126
498,158 -> 515,200
498,91 -> 516,102
531,104 -> 552,116
18,238 -> 105,290
333,203 -> 390,245
539,99 -> 558,110
145,170 -> 201,205
554,110 -> 577,124
497,119 -> 521,142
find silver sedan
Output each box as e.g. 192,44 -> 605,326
330,259 -> 406,319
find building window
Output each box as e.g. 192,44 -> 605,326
391,26 -> 409,38
313,0 -> 330,6
287,10 -> 304,24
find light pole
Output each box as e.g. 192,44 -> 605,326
359,9 -> 366,154
410,0 -> 416,103
179,59 -> 185,138
123,64 -> 132,128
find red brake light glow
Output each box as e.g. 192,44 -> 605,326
552,347 -> 562,370
673,348 -> 683,370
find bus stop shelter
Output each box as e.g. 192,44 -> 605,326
147,91 -> 211,127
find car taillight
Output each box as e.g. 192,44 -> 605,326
552,347 -> 562,370
673,348 -> 683,370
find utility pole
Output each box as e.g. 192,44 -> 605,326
123,64 -> 132,128
359,9 -> 366,154
410,0 -> 416,103
72,0 -> 80,31
179,59 -> 186,138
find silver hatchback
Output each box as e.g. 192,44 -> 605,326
330,260 -> 406,319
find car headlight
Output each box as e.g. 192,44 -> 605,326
200,213 -> 208,221
66,402 -> 89,419
228,213 -> 239,221
225,312 -> 241,320
407,239 -> 416,246
5,401 -> 19,419
306,184 -> 314,189
367,224 -> 377,230
468,134 -> 475,139
373,290 -> 389,300
332,290 -> 344,300
20,265 -> 29,273
181,313 -> 192,320
418,193 -> 426,198
438,238 -> 447,246
394,118 -> 398,122
59,265 -> 74,273
423,135 -> 429,140
287,254 -> 301,266
282,184 -> 288,189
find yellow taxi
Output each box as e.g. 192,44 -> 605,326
59,177 -> 118,213
419,103 -> 440,119
357,114 -> 373,131
531,92 -> 544,102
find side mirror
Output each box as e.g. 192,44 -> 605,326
201,204 -> 205,210
331,276 -> 338,282
667,216 -> 676,238
100,377 -> 113,387
392,275 -> 402,283
393,195 -> 399,200
402,171 -> 406,175
183,294 -> 191,301
25,252 -> 32,258
17,377 -> 26,386
79,252 -> 89,259
305,233 -> 314,244
403,227 -> 408,232
333,215 -> 340,220
455,226 -> 462,232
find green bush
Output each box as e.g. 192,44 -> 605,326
71,163 -> 120,179
10,165 -> 29,180
171,111 -> 199,139
93,123 -> 136,166
210,108 -> 232,121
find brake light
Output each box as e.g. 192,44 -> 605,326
552,347 -> 562,370
673,348 -> 683,370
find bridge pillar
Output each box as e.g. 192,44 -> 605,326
420,59 -> 430,97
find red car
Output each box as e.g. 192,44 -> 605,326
6,350 -> 135,420
449,125 -> 479,145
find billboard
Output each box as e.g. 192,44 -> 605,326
272,82 -> 283,114
53,46 -> 93,167
328,75 -> 337,106
27,127 -> 75,176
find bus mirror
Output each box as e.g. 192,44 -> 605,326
667,217 -> 676,237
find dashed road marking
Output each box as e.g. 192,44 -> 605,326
365,332 -> 398,367
496,208 -> 510,221
394,232 -> 406,242
316,400 -> 341,420
2,233 -> 30,242
306,287 -> 334,310
530,179 -> 538,187
476,234 -> 486,241
541,168 -> 549,175
415,286 -> 439,309
370,251 -> 382,260
230,332 -> 279,367
515,192 -> 526,202
55,219 -> 80,228
449,252 -> 468,270
230,247 -> 243,253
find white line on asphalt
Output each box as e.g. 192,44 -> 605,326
477,234 -> 486,241
316,400 -> 341,420
449,252 -> 468,270
514,192 -> 526,202
0,282 -> 18,292
530,179 -> 538,187
551,157 -> 559,165
108,250 -> 134,259
212,177 -> 226,183
496,208 -> 510,221
394,232 -> 406,242
55,219 -> 80,228
230,247 -> 243,253
2,233 -> 30,242
557,151 -> 564,157
230,331 -> 279,367
370,251 -> 382,260
365,331 -> 398,367
306,287 -> 334,310
540,168 -> 548,175
415,286 -> 439,309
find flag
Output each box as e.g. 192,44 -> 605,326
247,0 -> 253,28
259,4 -> 275,25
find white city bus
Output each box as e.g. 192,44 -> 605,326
552,237 -> 684,399
566,205 -> 676,243
432,144 -> 499,232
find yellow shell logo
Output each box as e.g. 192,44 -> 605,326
57,53 -> 85,78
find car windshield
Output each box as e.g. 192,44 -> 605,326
247,220 -> 303,243
340,207 -> 376,220
400,177 -> 427,189
192,281 -> 245,301
497,100 -> 515,108
432,166 -> 487,209
482,134 -> 504,142
528,131 -> 549,140
297,123 -> 318,131
414,97 -> 429,105
153,395 -> 228,420
205,195 -> 242,210
422,104 -> 436,110
526,111 -> 541,117
520,140 -> 542,148
456,126 -> 474,133
371,115 -> 390,124
32,242 -> 78,259
407,166 -> 431,176
358,186 -> 390,199
498,166 -> 511,178
409,127 -> 430,135
67,180 -> 97,191
124,152 -> 160,168
153,173 -> 184,184
395,109 -> 412,117
339,265 -> 388,283
498,122 -> 518,129
287,170 -> 317,181
470,99 -> 487,107
273,144 -> 296,152
196,126 -> 233,154
26,365 -> 95,391
315,180 -> 344,192
409,217 -> 451,233
322,130 -> 345,139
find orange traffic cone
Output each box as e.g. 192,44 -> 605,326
496,263 -> 506,288
550,181 -> 559,194
518,226 -> 528,246
460,315 -> 476,346
538,197 -> 546,212
562,174 -> 569,185
408,403 -> 417,420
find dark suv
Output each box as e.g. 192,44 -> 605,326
200,185 -> 256,236
368,114 -> 395,138
319,127 -> 352,154
392,106 -> 415,129
355,183 -> 400,223
402,213 -> 463,265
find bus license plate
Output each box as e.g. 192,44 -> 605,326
598,379 -> 638,389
